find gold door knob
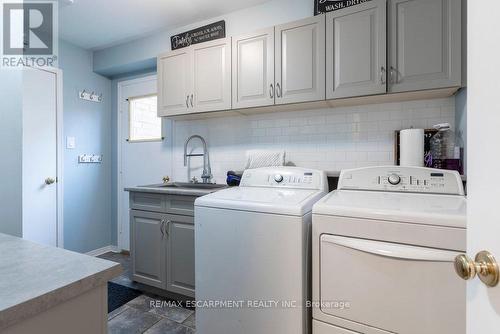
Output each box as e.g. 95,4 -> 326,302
454,251 -> 499,287
45,177 -> 56,185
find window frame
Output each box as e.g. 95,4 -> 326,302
126,93 -> 164,143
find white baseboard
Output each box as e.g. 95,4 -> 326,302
86,245 -> 119,257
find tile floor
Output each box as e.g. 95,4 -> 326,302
99,252 -> 196,334
98,251 -> 139,289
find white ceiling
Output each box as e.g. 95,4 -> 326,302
59,0 -> 272,50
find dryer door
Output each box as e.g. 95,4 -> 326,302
319,235 -> 465,334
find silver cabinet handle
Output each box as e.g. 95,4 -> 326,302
186,95 -> 189,108
276,83 -> 281,98
390,66 -> 397,84
160,219 -> 165,238
190,94 -> 194,107
269,84 -> 274,99
381,66 -> 386,85
165,220 -> 171,236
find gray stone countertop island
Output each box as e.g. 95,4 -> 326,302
0,233 -> 122,333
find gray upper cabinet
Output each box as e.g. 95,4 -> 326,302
158,48 -> 192,117
157,4 -> 462,117
191,37 -> 232,113
232,28 -> 275,109
158,38 -> 231,117
275,15 -> 326,105
130,210 -> 166,289
326,0 -> 387,99
165,214 -> 195,297
388,0 -> 462,92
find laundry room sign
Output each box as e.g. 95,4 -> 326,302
314,0 -> 372,15
170,20 -> 226,50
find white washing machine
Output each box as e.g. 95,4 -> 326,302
195,167 -> 328,334
312,166 -> 467,334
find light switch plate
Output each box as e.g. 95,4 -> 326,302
66,137 -> 76,149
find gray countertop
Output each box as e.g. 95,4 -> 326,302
125,184 -> 226,197
0,233 -> 122,330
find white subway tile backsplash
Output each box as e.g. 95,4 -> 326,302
172,98 -> 456,182
265,127 -> 282,136
252,128 -> 265,137
326,114 -> 347,123
367,151 -> 391,162
346,151 -> 367,161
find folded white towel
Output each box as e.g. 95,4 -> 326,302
245,150 -> 286,169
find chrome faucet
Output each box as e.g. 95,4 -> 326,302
184,135 -> 212,183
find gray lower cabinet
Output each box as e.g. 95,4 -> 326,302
130,210 -> 167,289
388,0 -> 462,92
165,215 -> 195,297
130,193 -> 196,297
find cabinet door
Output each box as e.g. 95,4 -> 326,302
275,15 -> 326,105
165,214 -> 195,297
157,49 -> 192,116
326,0 -> 387,99
232,28 -> 275,109
388,0 -> 461,92
130,210 -> 166,289
192,38 -> 232,113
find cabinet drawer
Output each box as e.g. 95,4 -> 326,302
165,195 -> 196,216
130,192 -> 196,216
130,192 -> 165,212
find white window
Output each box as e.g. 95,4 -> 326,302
128,94 -> 162,142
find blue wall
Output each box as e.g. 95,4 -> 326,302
0,70 -> 23,237
59,40 -> 113,253
93,0 -> 312,77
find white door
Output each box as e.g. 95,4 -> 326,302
157,48 -> 192,117
118,75 -> 172,251
465,2 -> 500,332
388,0 -> 462,92
326,0 -> 387,99
232,28 -> 275,109
22,67 -> 60,246
192,37 -> 232,113
275,15 -> 326,105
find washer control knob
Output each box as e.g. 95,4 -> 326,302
388,174 -> 401,185
274,174 -> 284,183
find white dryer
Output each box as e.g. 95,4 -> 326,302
312,166 -> 466,334
195,167 -> 328,334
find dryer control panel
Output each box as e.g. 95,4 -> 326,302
338,166 -> 465,195
240,167 -> 328,192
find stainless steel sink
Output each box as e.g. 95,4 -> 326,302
155,182 -> 227,190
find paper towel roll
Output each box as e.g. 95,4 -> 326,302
400,128 -> 424,167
